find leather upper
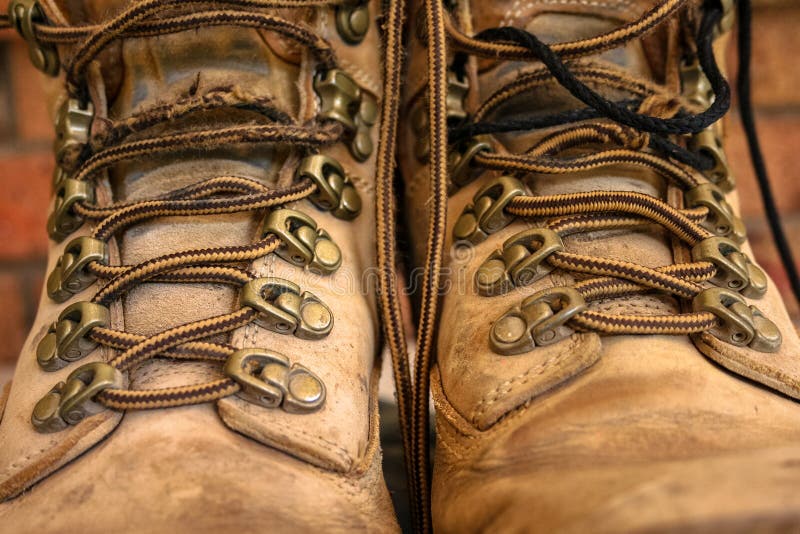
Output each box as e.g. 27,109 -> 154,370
0,1 -> 399,532
398,0 -> 800,531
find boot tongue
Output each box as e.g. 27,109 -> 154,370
472,0 -> 679,272
61,0 -> 305,201
63,2 -> 307,359
473,0 -> 673,118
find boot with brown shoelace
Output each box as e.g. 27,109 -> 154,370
391,0 -> 800,531
0,0 -> 401,531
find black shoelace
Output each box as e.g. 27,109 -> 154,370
451,0 -> 800,308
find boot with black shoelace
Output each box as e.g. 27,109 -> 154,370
392,0 -> 800,531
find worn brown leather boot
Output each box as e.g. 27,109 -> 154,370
0,1 -> 399,532
396,0 -> 800,531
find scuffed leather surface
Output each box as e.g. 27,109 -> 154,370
1,405 -> 396,534
432,334 -> 800,532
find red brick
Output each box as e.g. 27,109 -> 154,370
0,271 -> 27,365
8,39 -> 53,143
727,112 -> 800,217
0,149 -> 52,260
26,267 -> 45,308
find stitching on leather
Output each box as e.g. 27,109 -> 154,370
434,421 -> 469,461
337,57 -> 382,98
1,442 -> 57,477
697,333 -> 800,395
234,402 -> 352,465
316,7 -> 381,99
470,337 -> 577,424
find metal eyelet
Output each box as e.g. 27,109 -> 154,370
7,0 -> 59,76
691,236 -> 767,299
490,287 -> 587,355
680,60 -> 734,190
224,349 -> 326,413
690,129 -> 734,191
240,277 -> 333,340
36,301 -> 110,371
52,166 -> 67,190
313,69 -> 377,161
47,178 -> 94,242
296,154 -> 362,220
335,0 -> 369,44
262,209 -> 342,274
31,362 -> 123,433
476,228 -> 564,296
54,98 -> 94,167
453,176 -> 527,245
685,182 -> 746,243
680,59 -> 714,109
693,287 -> 780,352
448,136 -> 492,191
445,70 -> 469,125
47,236 -> 109,302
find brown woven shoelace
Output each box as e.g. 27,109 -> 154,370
3,0 -> 359,411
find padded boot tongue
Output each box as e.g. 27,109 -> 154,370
469,0 -> 670,82
473,0 -> 680,273
71,0 -> 304,381
473,0 -> 672,123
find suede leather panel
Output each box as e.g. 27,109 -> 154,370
215,4 -> 383,470
0,405 -> 398,534
431,332 -> 800,532
0,257 -> 122,502
434,175 -> 605,429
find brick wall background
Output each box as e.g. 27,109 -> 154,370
0,1 -> 798,370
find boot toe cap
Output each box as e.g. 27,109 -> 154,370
0,406 -> 398,534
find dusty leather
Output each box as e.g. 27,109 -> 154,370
399,0 -> 800,531
0,1 -> 399,532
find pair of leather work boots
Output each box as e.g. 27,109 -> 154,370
1,0 -> 800,532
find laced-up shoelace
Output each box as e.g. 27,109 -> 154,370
1,0 -> 375,430
374,0 -> 800,531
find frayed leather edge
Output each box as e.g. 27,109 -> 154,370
469,334 -> 601,430
217,399 -> 353,472
693,332 -> 800,401
350,354 -> 384,476
431,366 -> 480,439
0,413 -> 119,502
